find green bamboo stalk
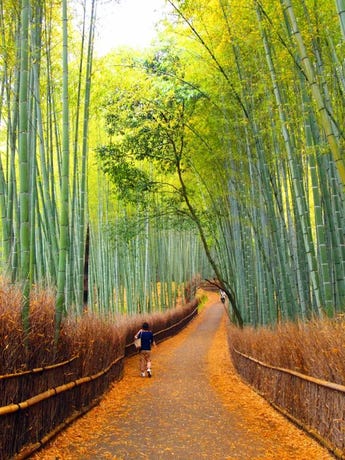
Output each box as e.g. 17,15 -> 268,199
281,0 -> 345,186
78,0 -> 96,310
335,0 -> 345,39
56,0 -> 71,330
0,8 -> 12,267
301,83 -> 334,314
256,3 -> 322,316
18,0 -> 30,291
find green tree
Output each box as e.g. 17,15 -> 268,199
97,49 -> 244,326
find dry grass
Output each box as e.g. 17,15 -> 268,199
2,275 -> 344,387
0,278 -> 27,373
31,292 -> 332,460
228,317 -> 345,385
208,314 -> 333,460
0,280 -> 200,459
0,280 -> 198,378
1,275 -> 344,387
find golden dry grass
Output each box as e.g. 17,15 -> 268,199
207,310 -> 333,460
228,318 -> 345,385
32,292 -> 333,460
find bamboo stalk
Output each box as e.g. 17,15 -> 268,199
56,0 -> 71,328
18,0 -> 30,308
282,0 -> 345,186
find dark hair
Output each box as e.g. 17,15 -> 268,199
142,322 -> 149,330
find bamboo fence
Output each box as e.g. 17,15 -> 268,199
230,346 -> 345,459
0,300 -> 198,460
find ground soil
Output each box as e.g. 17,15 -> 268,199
31,292 -> 333,459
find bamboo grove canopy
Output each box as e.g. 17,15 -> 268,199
0,0 -> 344,328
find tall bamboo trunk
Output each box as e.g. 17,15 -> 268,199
56,0 -> 70,331
281,0 -> 345,186
18,0 -> 31,324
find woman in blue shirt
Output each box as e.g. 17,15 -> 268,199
135,322 -> 156,377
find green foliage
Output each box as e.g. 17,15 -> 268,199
96,143 -> 155,201
1,0 -> 345,329
96,49 -> 206,210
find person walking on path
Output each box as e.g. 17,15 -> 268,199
134,322 -> 156,377
220,289 -> 226,303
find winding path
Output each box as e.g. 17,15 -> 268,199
33,295 -> 333,459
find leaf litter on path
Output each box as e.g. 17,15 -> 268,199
32,291 -> 333,459
207,296 -> 333,460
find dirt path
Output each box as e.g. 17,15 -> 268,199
32,294 -> 333,459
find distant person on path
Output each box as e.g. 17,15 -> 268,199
134,322 -> 156,377
220,289 -> 226,304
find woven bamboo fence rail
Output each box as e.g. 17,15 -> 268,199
0,301 -> 198,460
230,347 -> 345,459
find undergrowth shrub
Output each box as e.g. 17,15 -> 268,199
184,274 -> 202,302
228,317 -> 345,385
0,279 -> 198,376
0,279 -> 26,373
27,286 -> 60,367
62,313 -> 124,376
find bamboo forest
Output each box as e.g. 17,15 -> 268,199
0,0 -> 345,459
